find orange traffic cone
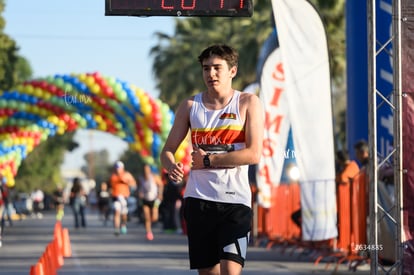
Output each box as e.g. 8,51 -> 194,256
53,238 -> 64,268
41,248 -> 55,275
39,255 -> 47,275
62,228 -> 72,257
54,222 -> 63,251
29,262 -> 44,275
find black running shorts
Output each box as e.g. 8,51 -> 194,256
183,197 -> 252,270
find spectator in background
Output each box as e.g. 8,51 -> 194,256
53,186 -> 65,221
335,150 -> 360,251
354,139 -> 395,198
88,187 -> 98,213
31,188 -> 44,219
0,180 -> 5,247
353,140 -> 369,169
160,170 -> 183,234
1,180 -> 13,227
98,181 -> 111,226
70,177 -> 87,229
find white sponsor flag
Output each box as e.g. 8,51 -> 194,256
272,0 -> 337,240
257,48 -> 290,208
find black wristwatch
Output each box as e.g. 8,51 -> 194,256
203,154 -> 211,168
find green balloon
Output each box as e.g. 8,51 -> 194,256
8,100 -> 18,109
118,90 -> 127,102
64,83 -> 73,93
0,100 -> 7,108
54,78 -> 65,88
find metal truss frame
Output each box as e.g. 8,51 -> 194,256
367,0 -> 404,274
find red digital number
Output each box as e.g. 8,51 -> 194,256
219,0 -> 224,9
181,0 -> 196,10
156,0 -> 245,10
107,0 -> 252,16
161,0 -> 174,10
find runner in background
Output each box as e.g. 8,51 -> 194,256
110,161 -> 136,235
138,164 -> 163,241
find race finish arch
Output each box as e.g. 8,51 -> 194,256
0,72 -> 191,187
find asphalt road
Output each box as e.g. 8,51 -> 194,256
0,207 -> 371,274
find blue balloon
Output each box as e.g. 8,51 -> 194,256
152,133 -> 161,158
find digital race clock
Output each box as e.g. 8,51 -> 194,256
105,0 -> 253,17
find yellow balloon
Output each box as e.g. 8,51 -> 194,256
26,143 -> 34,153
24,85 -> 34,95
94,114 -> 103,124
134,88 -> 144,98
25,137 -> 34,146
85,76 -> 95,87
78,73 -> 87,82
144,134 -> 153,147
43,90 -> 51,100
14,137 -> 22,145
175,147 -> 185,161
141,104 -> 152,116
6,177 -> 15,188
34,87 -> 43,98
91,83 -> 100,94
47,115 -> 59,125
5,168 -> 13,178
98,122 -> 107,131
133,141 -> 142,151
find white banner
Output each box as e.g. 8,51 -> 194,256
272,0 -> 337,241
257,49 -> 290,208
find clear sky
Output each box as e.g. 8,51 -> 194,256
3,0 -> 175,171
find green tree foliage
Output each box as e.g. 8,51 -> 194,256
81,149 -> 111,185
15,55 -> 33,82
0,0 -> 18,90
118,149 -> 146,182
310,0 -> 346,86
15,133 -> 79,193
0,0 -> 32,90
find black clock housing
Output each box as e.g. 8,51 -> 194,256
105,0 -> 253,17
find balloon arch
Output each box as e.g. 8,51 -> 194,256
0,72 -> 191,187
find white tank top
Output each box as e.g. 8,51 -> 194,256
184,90 -> 251,208
140,175 -> 158,201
